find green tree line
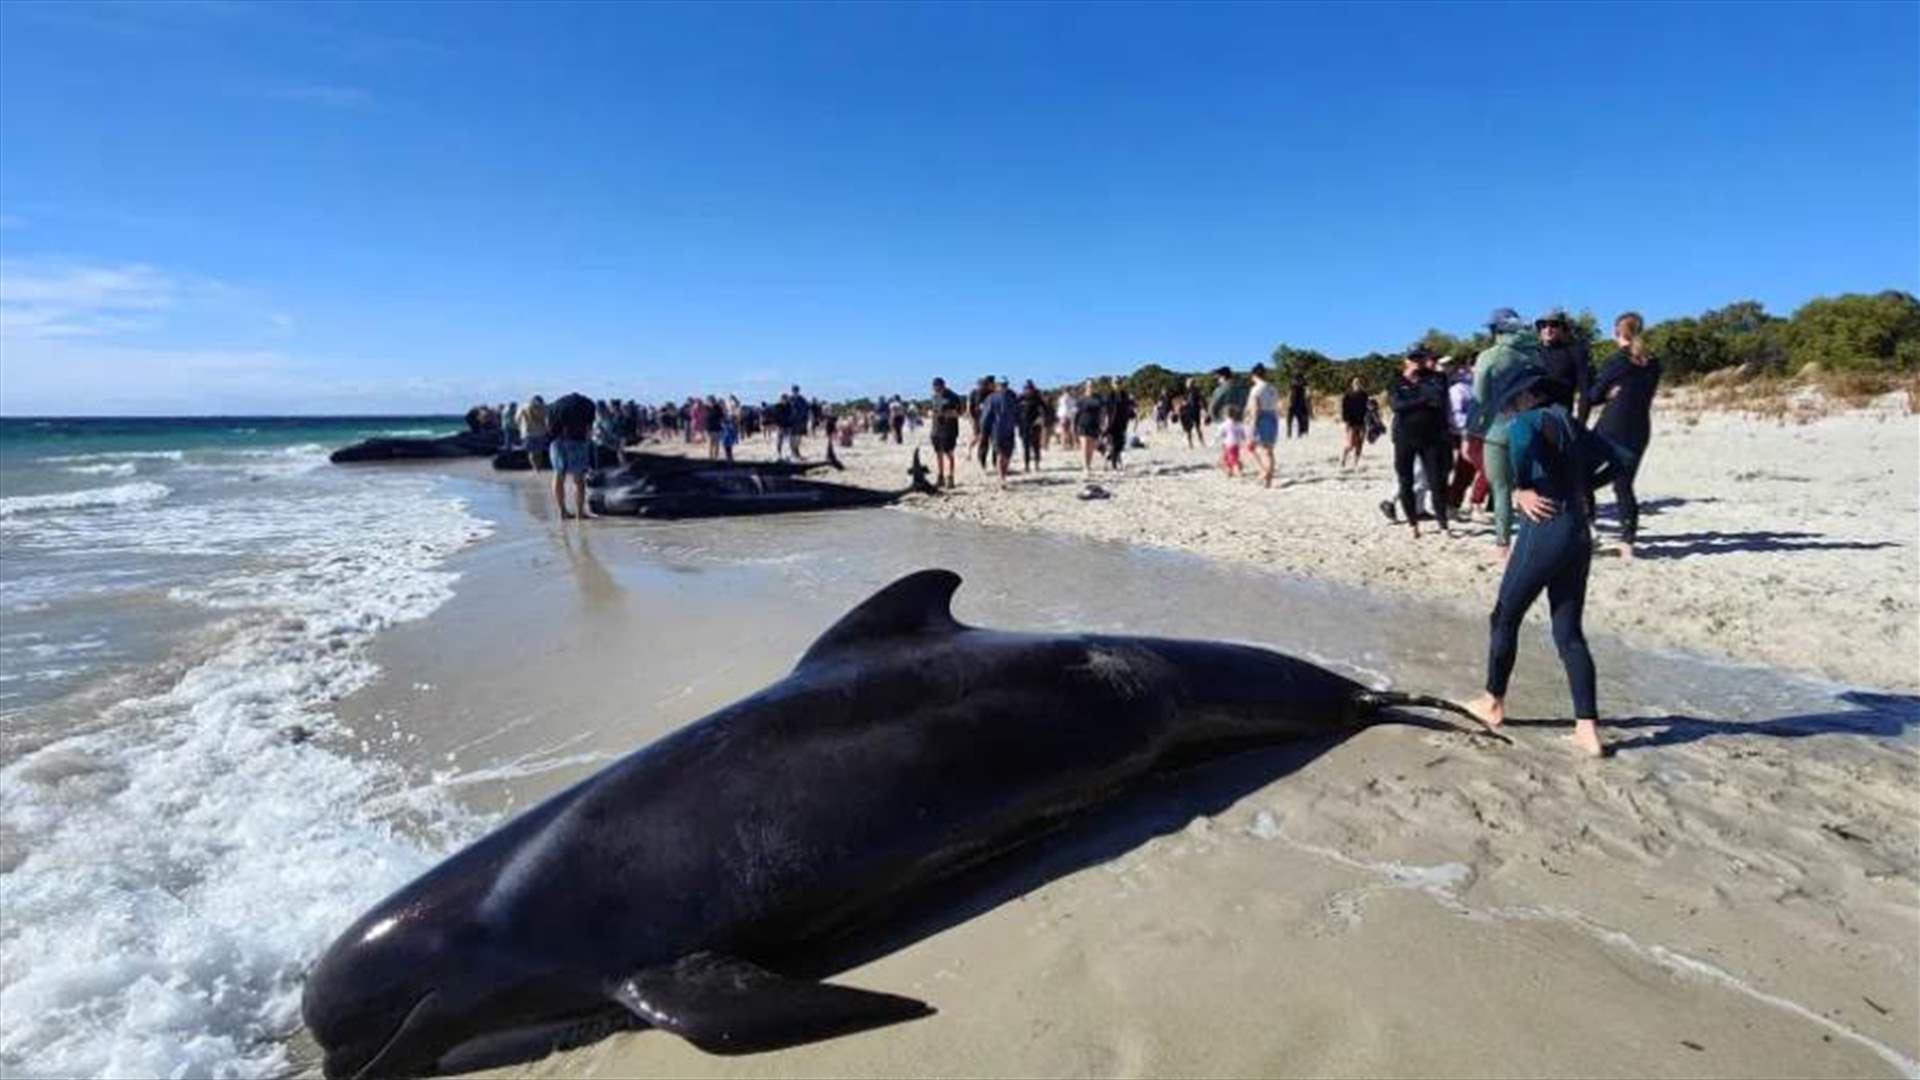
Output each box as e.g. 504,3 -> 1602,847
1115,289 -> 1919,401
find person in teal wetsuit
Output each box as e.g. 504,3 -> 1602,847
1464,365 -> 1634,758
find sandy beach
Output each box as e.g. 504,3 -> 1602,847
286,419 -> 1920,1080
817,397 -> 1920,693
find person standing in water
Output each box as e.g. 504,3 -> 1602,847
547,391 -> 598,520
1286,371 -> 1311,439
1339,378 -> 1369,468
1469,308 -> 1539,553
1587,311 -> 1662,557
1466,366 -> 1630,758
1387,346 -> 1453,537
929,377 -> 963,489
1244,363 -> 1281,487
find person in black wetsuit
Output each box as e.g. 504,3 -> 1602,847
929,377 -> 964,489
1072,379 -> 1104,475
1534,308 -> 1593,423
1464,365 -> 1632,757
1386,347 -> 1453,537
1178,379 -> 1205,448
1339,377 -> 1369,468
1286,373 -> 1311,439
1586,311 -> 1663,556
1102,377 -> 1135,470
1017,380 -> 1049,472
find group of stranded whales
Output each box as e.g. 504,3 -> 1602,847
332,431 -> 932,520
302,569 -> 1500,1078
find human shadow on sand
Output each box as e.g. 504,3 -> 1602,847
1498,690 -> 1919,755
1630,530 -> 1901,559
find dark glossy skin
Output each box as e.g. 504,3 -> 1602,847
329,432 -> 500,464
590,455 -> 934,518
301,571 -> 1375,1078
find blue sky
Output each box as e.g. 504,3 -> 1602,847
1,0 -> 1914,414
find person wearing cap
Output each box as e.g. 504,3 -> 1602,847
928,377 -> 964,488
1468,308 -> 1542,551
1386,346 -> 1454,537
978,376 -> 1021,487
1534,308 -> 1593,424
1465,363 -> 1632,758
1017,379 -> 1049,472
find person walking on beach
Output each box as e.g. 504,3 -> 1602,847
929,377 -> 963,489
1207,366 -> 1239,422
786,385 -> 809,460
1101,377 -> 1135,470
1465,367 -> 1631,758
1073,379 -> 1104,476
1179,379 -> 1206,448
1443,356 -> 1479,518
1339,378 -> 1369,468
979,377 -> 1020,487
1055,384 -> 1077,447
518,394 -> 549,470
1244,363 -> 1281,487
547,391 -> 597,520
1470,308 -> 1540,553
1217,407 -> 1247,477
1387,346 -> 1454,537
1535,308 -> 1593,423
1587,311 -> 1663,557
889,396 -> 906,444
1018,380 -> 1049,472
1286,371 -> 1311,439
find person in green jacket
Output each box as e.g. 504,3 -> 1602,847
1468,307 -> 1541,552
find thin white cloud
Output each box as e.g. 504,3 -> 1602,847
256,84 -> 374,109
0,263 -> 178,338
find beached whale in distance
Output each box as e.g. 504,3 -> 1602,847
588,447 -> 933,518
301,569 -> 1495,1078
329,430 -> 502,464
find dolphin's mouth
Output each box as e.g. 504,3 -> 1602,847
329,990 -> 438,1080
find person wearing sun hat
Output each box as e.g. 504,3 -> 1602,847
1468,308 -> 1541,552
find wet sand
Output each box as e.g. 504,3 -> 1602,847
306,458 -> 1920,1080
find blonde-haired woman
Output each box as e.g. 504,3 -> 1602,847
1585,312 -> 1662,557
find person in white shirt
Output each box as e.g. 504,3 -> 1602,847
1216,408 -> 1247,478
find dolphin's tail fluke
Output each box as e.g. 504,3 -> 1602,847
1352,690 -> 1513,744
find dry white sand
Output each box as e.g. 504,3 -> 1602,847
817,401 -> 1919,692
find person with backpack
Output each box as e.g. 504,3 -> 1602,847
547,391 -> 598,520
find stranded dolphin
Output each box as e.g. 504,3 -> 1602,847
301,569 -> 1494,1078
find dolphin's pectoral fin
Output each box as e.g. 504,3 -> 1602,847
609,952 -> 933,1054
796,569 -> 965,668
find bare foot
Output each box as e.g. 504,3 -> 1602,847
1464,692 -> 1504,729
560,509 -> 577,520
1617,542 -> 1635,560
1571,719 -> 1605,758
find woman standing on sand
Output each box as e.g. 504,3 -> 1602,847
1466,367 -> 1630,758
1339,378 -> 1369,467
1179,379 -> 1206,448
1073,379 -> 1104,476
1587,312 -> 1662,557
519,395 -> 549,470
1244,363 -> 1281,487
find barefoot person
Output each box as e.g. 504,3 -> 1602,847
1469,307 -> 1539,553
1017,379 -> 1049,472
980,376 -> 1020,488
1587,311 -> 1662,557
546,391 -> 598,520
1072,379 -> 1103,476
929,377 -> 963,488
1465,366 -> 1631,758
1244,363 -> 1281,487
1339,378 -> 1368,468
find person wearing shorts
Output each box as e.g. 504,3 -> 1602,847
546,391 -> 597,520
1245,363 -> 1281,488
929,377 -> 963,488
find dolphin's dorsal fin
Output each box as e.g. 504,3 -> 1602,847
797,569 -> 964,667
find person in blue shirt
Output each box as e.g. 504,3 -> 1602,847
1464,365 -> 1633,758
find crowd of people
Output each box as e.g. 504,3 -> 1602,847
468,303 -> 1661,755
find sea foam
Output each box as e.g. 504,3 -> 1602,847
0,482 -> 171,518
0,473 -> 492,1078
